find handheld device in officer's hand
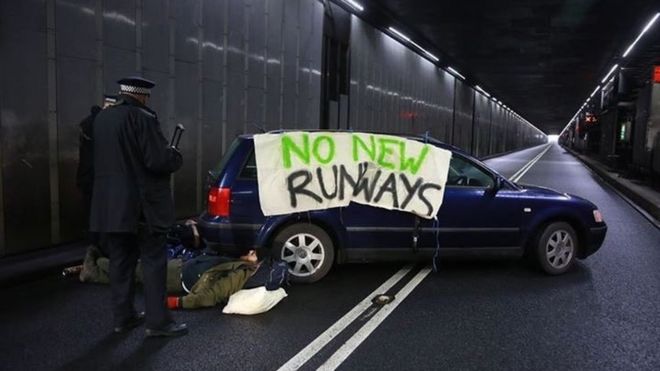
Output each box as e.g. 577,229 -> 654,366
170,123 -> 185,149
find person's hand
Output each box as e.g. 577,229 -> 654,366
185,220 -> 200,247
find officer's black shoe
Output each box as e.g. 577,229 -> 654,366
113,312 -> 146,333
145,323 -> 188,338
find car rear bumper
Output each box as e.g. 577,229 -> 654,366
579,224 -> 607,258
197,212 -> 262,251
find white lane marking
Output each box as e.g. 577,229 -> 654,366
510,144 -> 553,183
317,267 -> 433,371
509,144 -> 550,181
277,265 -> 414,371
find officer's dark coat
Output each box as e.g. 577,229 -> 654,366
90,94 -> 182,233
76,105 -> 101,196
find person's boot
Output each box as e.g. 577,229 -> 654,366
145,322 -> 188,338
113,312 -> 146,333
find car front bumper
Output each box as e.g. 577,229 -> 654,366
579,224 -> 607,258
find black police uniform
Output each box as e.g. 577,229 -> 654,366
90,91 -> 182,330
76,105 -> 102,244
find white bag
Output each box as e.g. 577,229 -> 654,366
222,286 -> 287,315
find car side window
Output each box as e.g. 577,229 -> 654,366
446,155 -> 494,188
239,151 -> 257,179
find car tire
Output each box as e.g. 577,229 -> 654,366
272,223 -> 335,283
535,222 -> 578,275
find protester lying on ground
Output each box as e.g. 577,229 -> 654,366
166,249 -> 289,310
73,238 -> 289,310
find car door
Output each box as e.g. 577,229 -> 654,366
419,154 -> 524,250
341,203 -> 415,251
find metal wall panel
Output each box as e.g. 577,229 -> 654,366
265,0 -> 283,130
56,0 -> 97,59
201,80 -> 223,174
453,81 -> 474,153
281,0 -> 299,128
306,2 -> 323,128
247,0 -> 266,90
142,0 -> 169,73
225,0 -> 246,138
475,93 -> 492,158
173,61 -> 199,217
103,0 -> 136,50
0,24 -> 51,253
174,0 -> 199,63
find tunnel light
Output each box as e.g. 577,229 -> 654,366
387,27 -> 439,62
422,50 -> 440,62
341,0 -> 364,12
623,12 -> 660,58
589,85 -> 601,98
388,27 -> 410,42
601,64 -> 619,83
475,85 -> 491,97
447,67 -> 466,80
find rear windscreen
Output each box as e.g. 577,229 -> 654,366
207,138 -> 241,184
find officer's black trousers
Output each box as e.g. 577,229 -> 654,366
104,230 -> 172,329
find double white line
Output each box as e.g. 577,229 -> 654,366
278,265 -> 432,371
509,144 -> 552,183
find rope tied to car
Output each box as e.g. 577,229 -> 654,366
432,216 -> 441,272
421,132 -> 442,273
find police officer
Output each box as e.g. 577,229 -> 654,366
77,94 -> 117,248
90,77 -> 188,337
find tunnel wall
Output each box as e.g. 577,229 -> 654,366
348,15 -> 545,160
0,0 -> 323,255
348,19 -> 455,141
0,0 -> 545,256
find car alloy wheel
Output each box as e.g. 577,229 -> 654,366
545,229 -> 574,270
535,221 -> 578,275
272,223 -> 335,283
281,233 -> 325,277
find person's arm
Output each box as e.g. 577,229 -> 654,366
135,111 -> 183,174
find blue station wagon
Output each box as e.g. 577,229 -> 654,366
199,132 -> 607,283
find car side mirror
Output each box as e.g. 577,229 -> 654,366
487,176 -> 502,195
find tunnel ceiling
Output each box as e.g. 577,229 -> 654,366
366,0 -> 659,134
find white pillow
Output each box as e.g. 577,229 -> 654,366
222,287 -> 287,315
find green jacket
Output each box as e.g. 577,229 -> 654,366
178,261 -> 256,309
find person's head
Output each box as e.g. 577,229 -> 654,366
239,249 -> 258,263
102,95 -> 118,109
117,76 -> 155,106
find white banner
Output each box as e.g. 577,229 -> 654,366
253,132 -> 451,219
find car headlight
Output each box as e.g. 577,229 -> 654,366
593,209 -> 603,223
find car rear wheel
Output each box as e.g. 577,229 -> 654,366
535,222 -> 577,275
272,223 -> 334,283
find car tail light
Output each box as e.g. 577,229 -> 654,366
593,209 -> 603,223
208,187 -> 231,217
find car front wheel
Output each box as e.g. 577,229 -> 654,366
272,223 -> 334,283
535,222 -> 577,275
